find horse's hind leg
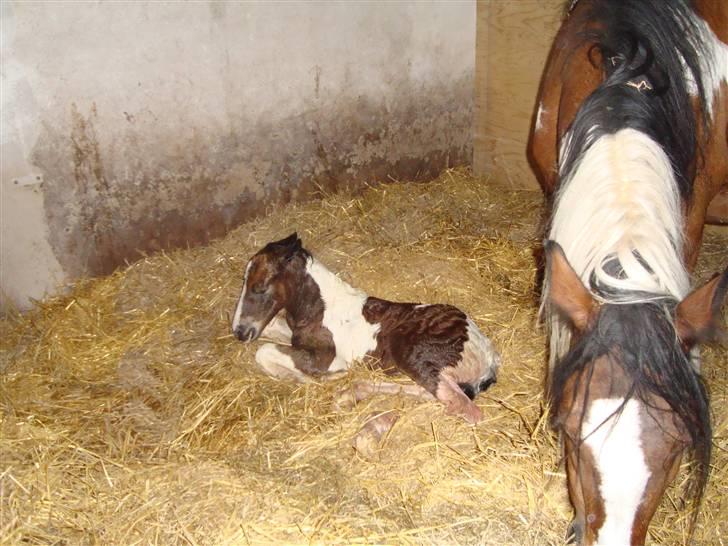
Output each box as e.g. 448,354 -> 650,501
333,380 -> 434,412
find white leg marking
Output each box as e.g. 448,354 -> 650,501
255,343 -> 311,383
333,380 -> 433,412
232,261 -> 252,332
584,398 -> 650,546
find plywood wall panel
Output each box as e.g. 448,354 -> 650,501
474,0 -> 563,189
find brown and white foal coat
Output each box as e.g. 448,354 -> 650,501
231,234 -> 501,424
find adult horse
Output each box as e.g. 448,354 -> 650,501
528,1 -> 728,544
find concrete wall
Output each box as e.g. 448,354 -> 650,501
1,1 -> 475,310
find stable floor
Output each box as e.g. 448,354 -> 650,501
2,169 -> 727,545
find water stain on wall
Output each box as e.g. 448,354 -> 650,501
32,77 -> 473,278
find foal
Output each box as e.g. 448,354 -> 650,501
231,233 -> 501,424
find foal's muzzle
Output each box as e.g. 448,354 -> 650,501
234,324 -> 258,342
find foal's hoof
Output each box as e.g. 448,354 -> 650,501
333,389 -> 357,412
352,411 -> 399,458
446,400 -> 482,424
463,403 -> 483,424
333,381 -> 372,412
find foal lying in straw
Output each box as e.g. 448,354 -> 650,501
231,233 -> 501,437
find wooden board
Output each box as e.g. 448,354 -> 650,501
474,0 -> 563,189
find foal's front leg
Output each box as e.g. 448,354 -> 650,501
259,313 -> 293,345
255,343 -> 313,382
255,343 -> 340,383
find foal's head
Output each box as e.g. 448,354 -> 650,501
544,241 -> 727,545
231,233 -> 307,342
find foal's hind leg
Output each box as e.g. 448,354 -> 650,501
435,372 -> 483,424
352,411 -> 400,458
333,380 -> 434,411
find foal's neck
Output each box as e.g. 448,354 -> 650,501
286,257 -> 368,322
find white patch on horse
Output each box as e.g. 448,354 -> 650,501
232,260 -> 253,332
535,101 -> 547,132
683,14 -> 728,118
584,398 -> 650,546
546,127 -> 689,365
255,343 -> 311,383
305,258 -> 380,372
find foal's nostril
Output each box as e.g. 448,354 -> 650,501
234,325 -> 257,342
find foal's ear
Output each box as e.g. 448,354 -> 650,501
675,267 -> 728,348
270,232 -> 301,252
273,232 -> 299,248
544,241 -> 597,332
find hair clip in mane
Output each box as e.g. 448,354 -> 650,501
625,79 -> 653,92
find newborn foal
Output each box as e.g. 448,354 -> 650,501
231,233 -> 501,425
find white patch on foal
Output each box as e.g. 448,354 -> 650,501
456,318 -> 501,383
305,258 -> 380,372
584,398 -> 650,546
259,314 -> 292,344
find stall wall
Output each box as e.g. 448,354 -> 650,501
473,0 -> 563,189
1,1 -> 475,310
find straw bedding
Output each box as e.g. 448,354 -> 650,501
1,168 -> 726,545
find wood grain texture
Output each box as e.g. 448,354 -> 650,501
474,0 -> 563,189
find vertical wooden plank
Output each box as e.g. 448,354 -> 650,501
474,0 -> 563,189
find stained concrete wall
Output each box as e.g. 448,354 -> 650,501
1,1 -> 475,310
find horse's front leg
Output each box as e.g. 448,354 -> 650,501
255,343 -> 339,383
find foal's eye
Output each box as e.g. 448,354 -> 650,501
250,284 -> 267,295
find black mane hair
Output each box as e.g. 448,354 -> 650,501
550,299 -> 712,525
560,0 -> 710,198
